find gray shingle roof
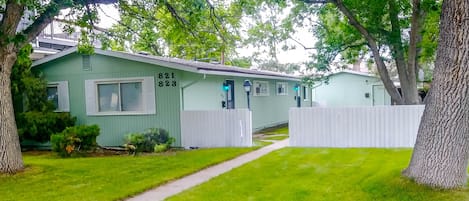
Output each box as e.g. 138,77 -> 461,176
32,47 -> 300,81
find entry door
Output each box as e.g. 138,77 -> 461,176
226,80 -> 235,109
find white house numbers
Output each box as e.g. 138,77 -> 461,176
157,72 -> 177,87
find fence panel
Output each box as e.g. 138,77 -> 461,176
181,109 -> 252,148
289,105 -> 425,147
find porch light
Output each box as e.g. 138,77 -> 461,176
243,80 -> 252,93
243,80 -> 252,110
222,82 -> 230,91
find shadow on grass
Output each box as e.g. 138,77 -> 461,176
361,170 -> 469,201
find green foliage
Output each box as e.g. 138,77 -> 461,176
11,44 -> 53,112
256,59 -> 300,74
11,45 -> 77,143
289,0 -> 440,74
104,0 -> 242,62
51,125 -> 100,157
226,56 -> 252,68
243,1 -> 290,61
124,128 -> 174,154
17,112 -> 76,143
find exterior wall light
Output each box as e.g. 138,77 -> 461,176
243,80 -> 252,110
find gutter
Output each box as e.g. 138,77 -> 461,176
197,69 -> 300,82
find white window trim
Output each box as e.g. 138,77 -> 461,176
276,82 -> 288,96
48,81 -> 70,112
253,80 -> 270,96
303,85 -> 309,101
85,77 -> 156,116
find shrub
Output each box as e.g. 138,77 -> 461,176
17,111 -> 76,143
124,128 -> 174,154
51,125 -> 100,157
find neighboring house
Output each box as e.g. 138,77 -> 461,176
32,47 -> 311,147
311,70 -> 391,107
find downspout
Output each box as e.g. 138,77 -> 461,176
181,74 -> 206,111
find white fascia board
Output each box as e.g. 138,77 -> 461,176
37,37 -> 78,46
336,70 -> 378,78
197,69 -> 300,81
32,47 -> 78,67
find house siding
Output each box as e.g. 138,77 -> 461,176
35,51 -> 307,146
312,72 -> 391,107
180,72 -> 304,131
35,53 -> 182,146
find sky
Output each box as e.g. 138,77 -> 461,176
95,4 -> 316,65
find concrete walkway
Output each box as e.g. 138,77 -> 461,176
126,139 -> 289,201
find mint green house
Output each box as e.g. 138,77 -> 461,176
32,48 -> 310,146
311,70 -> 391,106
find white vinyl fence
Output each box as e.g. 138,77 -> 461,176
181,109 -> 252,148
289,105 -> 425,147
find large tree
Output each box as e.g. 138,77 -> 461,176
299,0 -> 440,104
402,0 -> 469,188
0,0 -> 117,174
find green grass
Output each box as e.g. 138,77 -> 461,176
258,126 -> 289,135
168,148 -> 469,201
0,148 -> 254,201
253,139 -> 273,147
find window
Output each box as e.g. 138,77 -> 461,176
97,82 -> 143,112
47,81 -> 70,112
253,80 -> 270,96
303,86 -> 309,101
85,77 -> 155,115
47,85 -> 59,109
276,82 -> 288,95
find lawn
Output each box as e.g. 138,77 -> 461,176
0,148 -> 254,201
254,125 -> 289,141
168,148 -> 469,201
260,126 -> 289,135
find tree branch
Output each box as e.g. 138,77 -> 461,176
205,0 -> 227,43
388,0 -> 410,88
21,0 -> 117,47
302,0 -> 330,3
332,0 -> 403,104
407,0 -> 424,83
1,1 -> 24,45
289,37 -> 315,50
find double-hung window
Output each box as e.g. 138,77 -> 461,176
47,81 -> 70,112
276,82 -> 288,95
253,80 -> 270,96
85,77 -> 155,115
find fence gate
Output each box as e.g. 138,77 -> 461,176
181,109 -> 252,148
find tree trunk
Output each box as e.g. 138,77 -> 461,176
333,0 -> 405,104
403,0 -> 469,189
388,0 -> 420,105
0,49 -> 23,174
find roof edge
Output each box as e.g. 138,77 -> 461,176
32,48 -> 300,80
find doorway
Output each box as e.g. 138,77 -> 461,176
225,80 -> 235,109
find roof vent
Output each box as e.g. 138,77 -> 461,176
82,55 -> 91,71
